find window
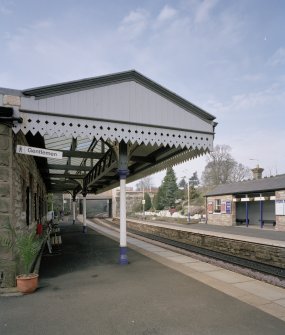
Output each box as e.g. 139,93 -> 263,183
214,199 -> 221,213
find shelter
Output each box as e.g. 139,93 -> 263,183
0,70 -> 216,285
205,171 -> 285,230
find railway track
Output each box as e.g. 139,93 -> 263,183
94,218 -> 285,281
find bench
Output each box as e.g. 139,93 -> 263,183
259,219 -> 276,227
236,218 -> 249,225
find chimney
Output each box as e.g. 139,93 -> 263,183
251,165 -> 264,180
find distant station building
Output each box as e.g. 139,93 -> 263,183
205,166 -> 285,230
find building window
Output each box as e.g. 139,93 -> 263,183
214,199 -> 221,213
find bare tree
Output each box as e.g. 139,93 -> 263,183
201,145 -> 250,187
135,176 -> 153,192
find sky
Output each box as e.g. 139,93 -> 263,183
0,0 -> 284,186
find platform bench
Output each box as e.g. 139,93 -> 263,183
236,218 -> 249,225
259,219 -> 276,227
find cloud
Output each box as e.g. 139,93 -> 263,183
118,8 -> 149,40
268,47 -> 285,66
157,5 -> 177,22
195,0 -> 219,23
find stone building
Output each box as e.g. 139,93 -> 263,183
205,167 -> 285,230
0,103 -> 47,287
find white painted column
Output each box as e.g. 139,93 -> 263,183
120,177 -> 127,248
83,194 -> 87,233
118,140 -> 129,265
118,170 -> 128,264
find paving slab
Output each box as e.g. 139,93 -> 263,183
183,261 -> 220,272
206,269 -> 253,284
233,281 -> 285,301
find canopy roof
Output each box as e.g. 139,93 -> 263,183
1,70 -> 216,195
205,174 -> 285,197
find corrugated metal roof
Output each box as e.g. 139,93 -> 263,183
205,174 -> 285,196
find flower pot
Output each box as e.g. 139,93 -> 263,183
16,273 -> 39,294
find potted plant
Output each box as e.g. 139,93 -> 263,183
0,226 -> 43,294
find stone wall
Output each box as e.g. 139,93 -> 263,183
206,195 -> 235,226
276,190 -> 285,231
0,124 -> 15,287
0,128 -> 47,288
12,131 -> 47,230
124,220 -> 285,269
115,190 -> 156,216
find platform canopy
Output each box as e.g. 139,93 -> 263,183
5,70 -> 216,195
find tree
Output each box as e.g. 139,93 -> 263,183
136,177 -> 153,192
155,167 -> 179,209
201,144 -> 250,188
144,192 -> 152,211
178,177 -> 187,189
189,171 -> 199,187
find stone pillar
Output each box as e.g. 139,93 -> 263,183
0,124 -> 16,287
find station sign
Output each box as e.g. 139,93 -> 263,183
16,145 -> 63,159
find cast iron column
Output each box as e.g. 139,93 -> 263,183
72,194 -> 76,225
118,140 -> 129,265
82,190 -> 87,233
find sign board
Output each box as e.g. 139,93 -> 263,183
221,201 -> 231,214
207,201 -> 213,214
226,201 -> 232,214
142,200 -> 146,204
16,145 -> 63,159
275,200 -> 285,216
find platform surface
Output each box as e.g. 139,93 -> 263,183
0,218 -> 284,335
126,218 -> 285,247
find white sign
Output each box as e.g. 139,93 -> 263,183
16,145 -> 63,159
275,200 -> 285,216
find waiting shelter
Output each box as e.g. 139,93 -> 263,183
0,70 -> 216,286
205,166 -> 285,230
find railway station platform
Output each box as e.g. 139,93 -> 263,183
126,218 -> 285,245
2,216 -> 285,335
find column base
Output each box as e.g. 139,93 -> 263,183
82,226 -> 87,233
119,247 -> 128,265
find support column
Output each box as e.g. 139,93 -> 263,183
245,201 -> 249,227
118,140 -> 129,265
72,194 -> 76,225
260,196 -> 263,228
82,191 -> 87,233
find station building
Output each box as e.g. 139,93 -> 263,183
205,166 -> 285,230
0,70 -> 216,287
